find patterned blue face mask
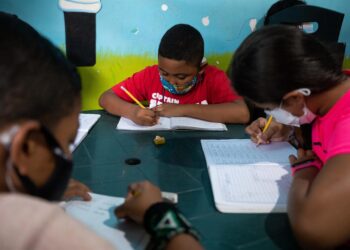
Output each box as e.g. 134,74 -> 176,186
160,75 -> 198,95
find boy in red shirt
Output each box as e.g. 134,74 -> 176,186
99,24 -> 249,126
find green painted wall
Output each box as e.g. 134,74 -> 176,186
78,52 -> 234,110
343,57 -> 350,69
79,53 -> 350,111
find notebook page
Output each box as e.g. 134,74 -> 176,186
201,139 -> 296,213
116,116 -> 171,130
64,193 -> 148,250
79,113 -> 101,132
71,113 -> 101,151
201,139 -> 296,165
209,164 -> 291,213
170,117 -> 227,131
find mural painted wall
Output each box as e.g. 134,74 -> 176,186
1,0 -> 350,110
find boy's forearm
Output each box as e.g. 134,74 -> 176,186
182,101 -> 249,123
99,89 -> 138,119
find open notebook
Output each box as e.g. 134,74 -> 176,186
63,193 -> 148,250
117,116 -> 227,131
71,113 -> 101,151
201,139 -> 297,213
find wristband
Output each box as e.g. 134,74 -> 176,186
291,159 -> 322,176
144,202 -> 199,250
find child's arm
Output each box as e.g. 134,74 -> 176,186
154,99 -> 250,124
99,89 -> 158,126
115,181 -> 203,250
287,152 -> 350,248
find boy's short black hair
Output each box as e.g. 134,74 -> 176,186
158,24 -> 204,67
0,12 -> 81,129
264,0 -> 306,25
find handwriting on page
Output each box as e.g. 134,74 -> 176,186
201,139 -> 293,165
213,164 -> 291,204
201,139 -> 296,213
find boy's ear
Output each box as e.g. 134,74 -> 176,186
199,60 -> 208,74
10,121 -> 42,176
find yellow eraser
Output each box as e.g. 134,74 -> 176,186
153,135 -> 166,145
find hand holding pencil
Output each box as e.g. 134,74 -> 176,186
256,115 -> 273,146
245,116 -> 292,145
120,85 -> 158,126
115,181 -> 162,224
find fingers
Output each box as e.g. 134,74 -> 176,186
154,103 -> 182,117
288,149 -> 315,165
127,181 -> 143,194
262,122 -> 284,142
62,179 -> 92,201
67,178 -> 91,190
74,189 -> 92,201
289,154 -> 298,165
246,118 -> 266,142
257,117 -> 268,128
127,180 -> 160,196
114,181 -> 163,224
289,149 -> 305,165
256,132 -> 269,145
245,118 -> 265,135
115,204 -> 128,219
246,118 -> 275,145
247,117 -> 293,145
137,109 -> 158,125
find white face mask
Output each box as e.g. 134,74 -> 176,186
264,88 -> 317,127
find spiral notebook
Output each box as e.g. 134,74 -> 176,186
201,139 -> 297,213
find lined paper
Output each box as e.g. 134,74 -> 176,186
201,139 -> 296,213
63,193 -> 148,250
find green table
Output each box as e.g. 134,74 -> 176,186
73,111 -> 299,250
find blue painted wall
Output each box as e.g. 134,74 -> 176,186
1,0 -> 349,55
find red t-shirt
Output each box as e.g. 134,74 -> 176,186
112,65 -> 240,108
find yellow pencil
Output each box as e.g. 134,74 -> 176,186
120,86 -> 145,109
256,115 -> 273,147
262,115 -> 273,133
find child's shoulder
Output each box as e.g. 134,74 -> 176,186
139,64 -> 158,73
133,65 -> 159,79
205,64 -> 226,74
203,64 -> 228,80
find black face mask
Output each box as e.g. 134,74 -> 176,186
14,126 -> 73,201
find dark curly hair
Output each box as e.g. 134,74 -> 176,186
0,12 -> 81,129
